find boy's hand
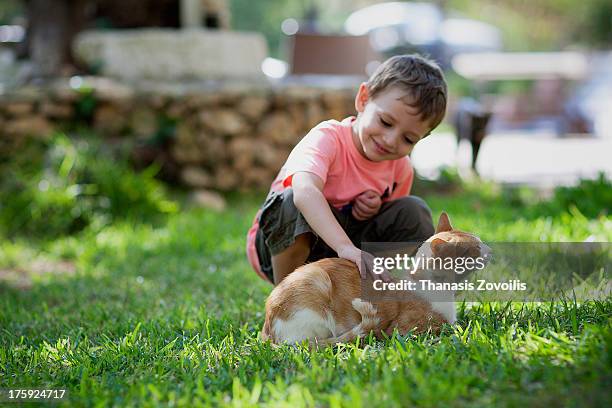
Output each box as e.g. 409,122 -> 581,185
338,245 -> 392,283
352,190 -> 382,221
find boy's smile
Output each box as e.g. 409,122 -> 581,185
351,84 -> 431,162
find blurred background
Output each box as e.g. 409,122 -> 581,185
0,0 -> 610,240
1,3 -> 610,403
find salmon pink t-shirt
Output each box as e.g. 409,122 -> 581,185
246,116 -> 414,279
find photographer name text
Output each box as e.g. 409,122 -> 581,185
373,279 -> 527,291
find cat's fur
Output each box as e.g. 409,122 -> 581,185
261,213 -> 490,345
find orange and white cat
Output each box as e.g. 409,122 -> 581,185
261,212 -> 490,345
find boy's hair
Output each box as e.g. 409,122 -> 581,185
367,54 -> 448,130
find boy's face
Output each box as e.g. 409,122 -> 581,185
352,83 -> 431,162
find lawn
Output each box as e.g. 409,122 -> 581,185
1,181 -> 611,407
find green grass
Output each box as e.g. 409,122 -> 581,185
1,186 -> 611,407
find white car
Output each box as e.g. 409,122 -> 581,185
565,53 -> 612,138
344,2 -> 502,66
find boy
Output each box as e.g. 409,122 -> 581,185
246,54 -> 447,285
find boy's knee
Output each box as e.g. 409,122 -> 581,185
283,232 -> 312,254
398,196 -> 434,232
377,196 -> 434,241
395,195 -> 430,212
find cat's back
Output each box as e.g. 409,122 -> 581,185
261,258 -> 362,343
265,258 -> 362,315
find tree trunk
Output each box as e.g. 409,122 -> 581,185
26,0 -> 86,78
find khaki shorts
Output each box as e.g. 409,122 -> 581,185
255,188 -> 434,283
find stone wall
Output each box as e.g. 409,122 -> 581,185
0,77 -> 359,191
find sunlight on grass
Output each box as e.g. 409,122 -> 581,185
1,184 -> 610,406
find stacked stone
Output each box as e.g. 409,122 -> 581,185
0,79 -> 357,192
0,85 -> 71,154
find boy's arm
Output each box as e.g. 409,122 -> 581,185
292,171 -> 390,281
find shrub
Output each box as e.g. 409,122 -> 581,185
503,172 -> 612,219
546,173 -> 611,218
412,166 -> 464,196
0,133 -> 178,238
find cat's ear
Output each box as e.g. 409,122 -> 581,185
436,212 -> 453,233
430,237 -> 448,257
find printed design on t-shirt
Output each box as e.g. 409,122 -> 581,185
381,182 -> 398,200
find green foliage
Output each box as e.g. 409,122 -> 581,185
0,0 -> 21,25
0,134 -> 178,239
579,0 -> 612,47
445,72 -> 475,98
74,87 -> 97,123
447,0 -> 612,50
230,0 -> 609,61
152,115 -> 178,146
229,0 -> 307,58
412,166 -> 464,196
503,173 -> 612,220
546,173 -> 612,218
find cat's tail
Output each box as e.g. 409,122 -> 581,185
311,298 -> 379,347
